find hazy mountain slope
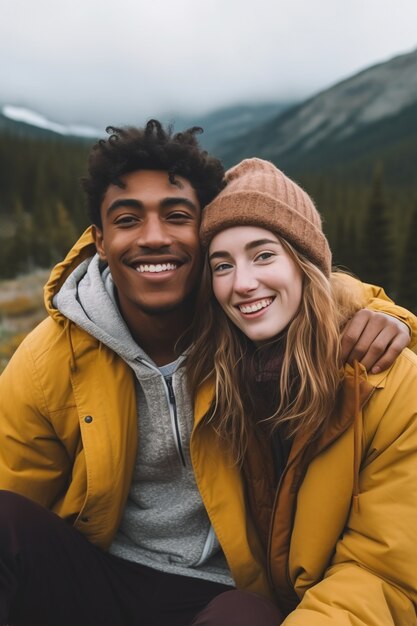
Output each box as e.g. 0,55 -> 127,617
0,106 -> 101,139
0,110 -> 62,140
214,48 -> 417,180
163,102 -> 293,151
276,100 -> 417,185
0,102 -> 293,150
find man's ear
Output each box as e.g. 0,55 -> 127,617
92,224 -> 107,261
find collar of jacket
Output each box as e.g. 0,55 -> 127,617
43,227 -> 97,372
44,226 -> 96,321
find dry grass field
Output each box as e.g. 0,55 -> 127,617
0,270 -> 50,372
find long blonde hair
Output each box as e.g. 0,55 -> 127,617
187,238 -> 362,462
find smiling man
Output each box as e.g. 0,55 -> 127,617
0,120 -> 416,626
93,168 -> 202,364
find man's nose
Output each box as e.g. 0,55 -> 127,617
136,216 -> 172,248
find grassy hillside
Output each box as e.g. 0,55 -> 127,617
0,270 -> 49,372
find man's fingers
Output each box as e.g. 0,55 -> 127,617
340,310 -> 379,364
358,327 -> 398,372
341,310 -> 410,372
343,326 -> 386,368
369,335 -> 408,374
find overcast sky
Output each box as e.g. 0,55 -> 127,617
1,0 -> 417,128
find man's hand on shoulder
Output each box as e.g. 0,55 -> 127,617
341,309 -> 411,374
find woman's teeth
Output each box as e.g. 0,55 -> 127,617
239,298 -> 273,314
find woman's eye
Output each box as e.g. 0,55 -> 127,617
213,262 -> 232,273
255,252 -> 274,261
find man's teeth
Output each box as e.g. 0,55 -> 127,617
239,298 -> 273,314
136,263 -> 177,273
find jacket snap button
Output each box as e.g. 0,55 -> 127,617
84,415 -> 93,424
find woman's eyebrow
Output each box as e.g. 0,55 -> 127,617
209,238 -> 279,261
245,238 -> 279,250
209,250 -> 232,262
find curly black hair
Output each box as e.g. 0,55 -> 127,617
82,119 -> 225,227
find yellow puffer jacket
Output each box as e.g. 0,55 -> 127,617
247,354 -> 417,625
0,227 -> 417,617
0,228 -> 269,596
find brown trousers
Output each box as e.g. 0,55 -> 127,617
0,491 -> 283,626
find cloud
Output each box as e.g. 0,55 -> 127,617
1,0 -> 416,127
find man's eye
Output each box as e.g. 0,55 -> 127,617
114,215 -> 138,226
167,212 -> 192,221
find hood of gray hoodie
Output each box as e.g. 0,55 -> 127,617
53,253 -> 151,365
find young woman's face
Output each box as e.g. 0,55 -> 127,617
209,226 -> 303,344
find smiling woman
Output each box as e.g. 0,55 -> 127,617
209,227 -> 303,344
191,158 -> 338,457
186,157 -> 417,625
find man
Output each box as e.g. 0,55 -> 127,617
0,120 -> 415,626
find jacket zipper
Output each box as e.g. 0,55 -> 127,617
135,358 -> 186,468
165,375 -> 186,467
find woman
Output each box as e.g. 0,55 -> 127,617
187,158 -> 417,625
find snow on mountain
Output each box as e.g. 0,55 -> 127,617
2,105 -> 101,138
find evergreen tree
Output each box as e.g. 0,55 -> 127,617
0,239 -> 14,278
51,201 -> 78,259
8,197 -> 34,275
32,198 -> 55,268
398,203 -> 417,313
333,215 -> 360,275
360,164 -> 394,293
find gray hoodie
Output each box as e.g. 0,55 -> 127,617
54,254 -> 233,586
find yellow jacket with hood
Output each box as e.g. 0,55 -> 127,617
1,227 -> 417,623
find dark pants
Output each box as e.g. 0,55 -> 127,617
0,491 -> 283,626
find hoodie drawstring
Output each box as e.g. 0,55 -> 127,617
352,360 -> 362,513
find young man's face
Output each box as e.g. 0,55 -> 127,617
93,170 -> 202,320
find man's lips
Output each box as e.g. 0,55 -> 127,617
125,257 -> 184,274
236,297 -> 274,314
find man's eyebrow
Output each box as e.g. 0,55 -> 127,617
105,197 -> 199,215
209,238 -> 279,261
106,199 -> 143,215
160,197 -> 199,212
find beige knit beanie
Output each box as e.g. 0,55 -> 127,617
200,158 -> 332,276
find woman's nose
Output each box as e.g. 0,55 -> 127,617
233,265 -> 258,294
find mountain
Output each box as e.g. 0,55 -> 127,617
0,105 -> 101,140
163,102 -> 293,152
214,48 -> 417,184
0,102 -> 293,150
